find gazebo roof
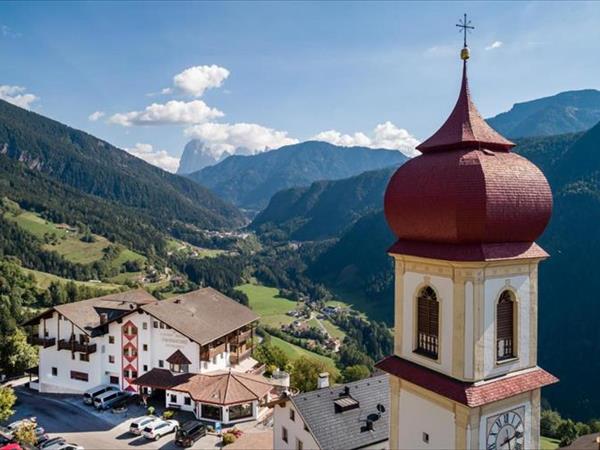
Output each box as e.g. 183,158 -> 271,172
166,350 -> 192,365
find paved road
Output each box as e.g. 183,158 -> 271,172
11,387 -> 221,449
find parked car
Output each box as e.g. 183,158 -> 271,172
83,384 -> 118,405
129,416 -> 160,436
4,420 -> 47,444
39,437 -> 66,449
0,443 -> 22,450
6,418 -> 39,433
175,420 -> 206,447
93,390 -> 129,410
41,443 -> 83,450
142,419 -> 179,441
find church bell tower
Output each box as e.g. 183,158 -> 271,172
376,16 -> 558,450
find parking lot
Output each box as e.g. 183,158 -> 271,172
10,385 -> 224,449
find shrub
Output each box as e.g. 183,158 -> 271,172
222,433 -> 237,446
147,406 -> 155,416
162,409 -> 175,420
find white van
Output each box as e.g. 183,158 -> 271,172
83,384 -> 118,405
93,389 -> 123,410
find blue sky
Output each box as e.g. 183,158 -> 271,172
1,1 -> 599,171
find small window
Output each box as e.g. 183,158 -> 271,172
290,409 -> 295,421
143,344 -> 148,351
80,353 -> 89,362
51,367 -> 58,376
143,365 -> 148,372
282,427 -> 288,443
142,322 -> 148,330
160,323 -> 165,329
170,394 -> 177,403
296,439 -> 304,450
153,321 -> 158,328
158,360 -> 164,368
110,376 -> 119,385
108,336 -> 115,344
415,286 -> 439,359
422,432 -> 429,444
497,290 -> 516,361
184,396 -> 191,406
70,371 -> 88,382
303,422 -> 309,432
109,355 -> 115,364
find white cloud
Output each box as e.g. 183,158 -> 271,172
0,85 -> 38,109
184,122 -> 299,159
312,121 -> 420,157
108,100 -> 223,127
163,65 -> 230,97
485,41 -> 503,51
124,143 -> 180,173
88,111 -> 105,122
1,25 -> 21,38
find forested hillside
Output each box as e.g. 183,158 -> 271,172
0,99 -> 243,230
187,141 -> 408,210
487,89 -> 600,138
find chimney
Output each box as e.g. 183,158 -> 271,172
317,372 -> 329,389
99,313 -> 108,324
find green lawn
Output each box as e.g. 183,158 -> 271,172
322,319 -> 346,340
540,437 -> 559,450
110,248 -> 146,269
22,268 -> 122,291
267,334 -> 335,367
236,284 -> 299,328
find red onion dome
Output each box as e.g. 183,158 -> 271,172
384,60 -> 552,246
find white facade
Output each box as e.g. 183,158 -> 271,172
273,402 -> 320,450
35,310 -> 237,394
396,388 -> 455,450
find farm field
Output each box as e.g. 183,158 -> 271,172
236,283 -> 298,328
267,334 -> 335,367
22,268 -> 123,291
540,437 -> 559,450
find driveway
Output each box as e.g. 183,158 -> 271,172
10,386 -> 222,449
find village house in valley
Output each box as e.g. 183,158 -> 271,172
24,287 -> 274,424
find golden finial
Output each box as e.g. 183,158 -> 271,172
456,13 -> 474,60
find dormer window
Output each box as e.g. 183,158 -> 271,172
170,363 -> 189,374
415,286 -> 439,360
497,290 -> 516,362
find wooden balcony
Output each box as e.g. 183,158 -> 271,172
230,347 -> 252,365
27,335 -> 56,348
208,342 -> 227,359
237,329 -> 252,343
57,339 -> 97,354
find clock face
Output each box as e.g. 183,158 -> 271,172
486,410 -> 525,450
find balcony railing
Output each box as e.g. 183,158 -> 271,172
230,347 -> 253,365
497,338 -> 514,362
237,329 -> 252,343
57,339 -> 97,354
27,336 -> 56,348
208,342 -> 227,359
415,332 -> 438,359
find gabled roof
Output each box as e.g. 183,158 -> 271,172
133,368 -> 273,405
376,355 -> 558,407
141,287 -> 259,346
290,375 -> 389,450
416,61 -> 515,153
22,289 -> 155,334
166,350 -> 192,365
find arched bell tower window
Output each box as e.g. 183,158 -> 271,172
415,286 -> 439,359
496,290 -> 516,362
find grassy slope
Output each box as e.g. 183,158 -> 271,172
540,437 -> 559,450
236,283 -> 298,328
5,209 -> 146,267
22,267 -> 122,291
267,334 -> 335,366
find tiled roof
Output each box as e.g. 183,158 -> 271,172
376,355 -> 558,407
166,350 -> 192,365
417,61 -> 514,153
141,287 -> 259,346
22,289 -> 156,334
388,241 -> 549,262
134,369 -> 273,406
290,375 -> 389,450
